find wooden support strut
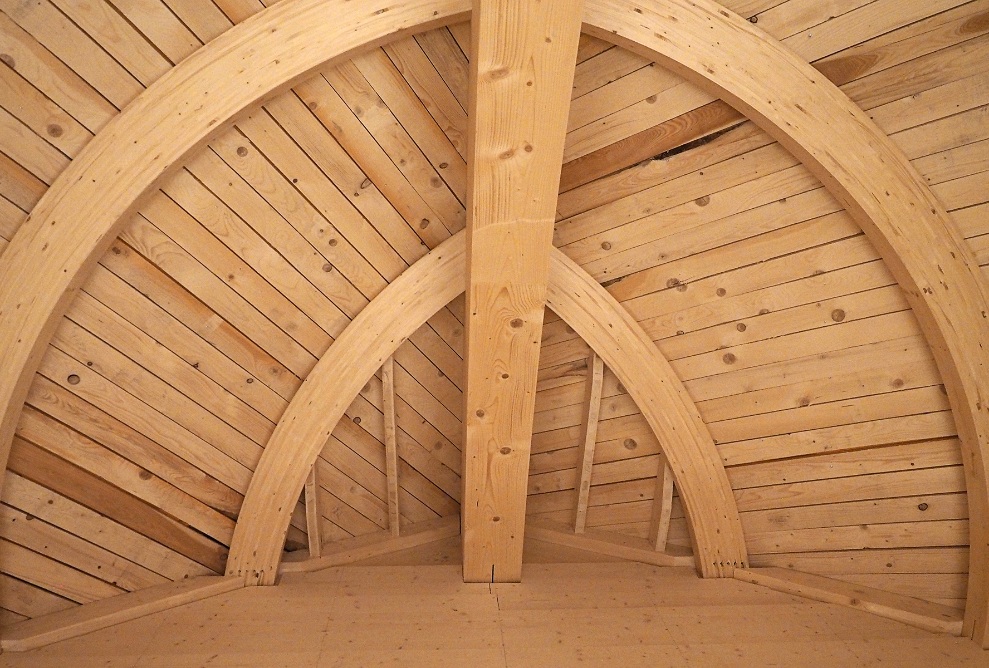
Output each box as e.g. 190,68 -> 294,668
573,351 -> 604,534
650,457 -> 675,552
381,356 -> 401,537
304,464 -> 322,558
461,0 -> 584,583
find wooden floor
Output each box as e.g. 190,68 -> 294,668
1,545 -> 985,667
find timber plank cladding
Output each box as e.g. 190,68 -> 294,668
0,0 -> 987,655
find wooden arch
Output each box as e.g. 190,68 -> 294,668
226,232 -> 746,584
0,0 -> 985,643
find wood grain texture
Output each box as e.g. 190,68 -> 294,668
0,575 -> 243,652
0,0 -> 471,512
226,234 -> 467,585
461,0 -> 583,583
582,0 -> 989,645
547,249 -> 747,576
736,567 -> 964,636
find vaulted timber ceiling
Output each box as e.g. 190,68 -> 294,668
0,0 -> 987,649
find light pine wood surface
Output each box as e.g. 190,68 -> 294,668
1,558 -> 985,666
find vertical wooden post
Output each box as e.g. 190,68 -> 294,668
382,356 -> 401,537
462,0 -> 584,583
649,457 -> 675,552
304,463 -> 322,558
573,352 -> 604,533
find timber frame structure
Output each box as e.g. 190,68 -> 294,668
0,0 -> 988,657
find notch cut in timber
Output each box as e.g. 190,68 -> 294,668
461,0 -> 584,583
573,351 -> 604,533
382,356 -> 401,537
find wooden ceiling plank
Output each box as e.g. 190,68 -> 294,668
573,352 -> 604,534
382,356 -> 402,537
698,340 -> 938,423
208,126 -> 387,303
0,503 -> 167,592
383,37 -> 468,157
0,537 -> 125,604
8,437 -> 227,573
96,242 -> 302,401
461,0 -> 583,583
16,405 -> 235,545
0,0 -> 141,109
0,12 -> 116,132
414,28 -> 470,112
265,91 -> 435,265
82,265 -> 287,423
324,62 -> 465,237
2,472 -> 212,582
35,345 -> 253,494
184,148 -> 369,323
0,572 -> 74,619
153,172 -> 342,347
354,48 -> 468,199
233,107 -> 407,283
65,290 -> 277,441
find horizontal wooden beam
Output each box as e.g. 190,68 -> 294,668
735,567 -> 964,636
527,519 -> 693,567
0,576 -> 243,652
280,516 -> 460,576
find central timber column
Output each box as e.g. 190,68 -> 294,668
461,0 -> 583,582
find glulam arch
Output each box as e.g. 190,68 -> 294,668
227,232 -> 747,584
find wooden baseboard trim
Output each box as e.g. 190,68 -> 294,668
279,515 -> 461,575
1,575 -> 243,652
525,519 -> 694,567
735,567 -> 963,636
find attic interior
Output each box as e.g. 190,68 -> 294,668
0,0 -> 987,664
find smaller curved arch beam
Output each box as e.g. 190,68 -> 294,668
0,0 -> 470,502
547,250 -> 746,576
228,230 -> 745,582
582,0 -> 989,644
226,235 -> 467,585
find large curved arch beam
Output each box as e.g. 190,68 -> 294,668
226,230 -> 745,583
0,0 -> 983,643
583,0 -> 989,645
226,234 -> 466,585
545,249 -> 746,575
0,0 -> 471,502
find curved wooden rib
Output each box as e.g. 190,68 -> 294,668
226,235 -> 466,585
228,231 -> 744,581
582,0 -> 989,645
0,0 -> 471,501
546,250 -> 746,576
